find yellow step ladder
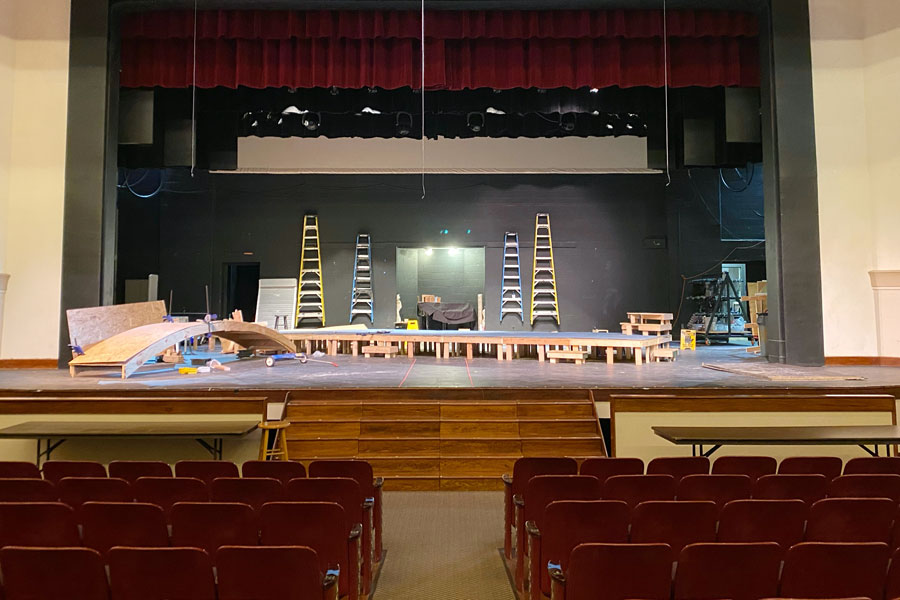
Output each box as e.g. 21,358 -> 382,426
530,213 -> 560,325
296,214 -> 325,326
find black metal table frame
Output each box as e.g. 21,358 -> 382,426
690,442 -> 891,458
35,436 -> 226,466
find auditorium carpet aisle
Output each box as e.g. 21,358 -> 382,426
374,492 -> 515,600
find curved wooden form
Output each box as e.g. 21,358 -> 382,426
69,321 -> 295,379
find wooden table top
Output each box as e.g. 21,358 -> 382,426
628,312 -> 674,321
0,420 -> 260,439
653,425 -> 900,445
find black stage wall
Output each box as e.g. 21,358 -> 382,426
118,171 -> 764,332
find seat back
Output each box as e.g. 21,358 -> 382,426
132,477 -> 208,517
565,543 -> 673,600
523,475 -> 603,528
806,497 -> 896,543
0,478 -> 58,502
209,477 -> 284,511
539,500 -> 630,596
309,459 -> 375,497
717,499 -> 807,551
42,461 -> 106,483
630,501 -> 718,556
509,457 -> 578,497
285,476 -> 365,526
57,477 -> 131,508
753,473 -> 828,504
216,545 -> 323,600
0,461 -> 41,479
0,502 -> 80,546
674,542 -> 782,600
242,460 -> 307,486
886,547 -> 900,600
676,474 -> 752,510
108,461 -> 172,483
780,542 -> 890,600
646,456 -> 709,481
602,474 -> 676,508
844,456 -> 900,475
0,546 -> 109,600
828,473 -> 900,502
171,502 -> 258,555
79,502 -> 169,556
778,456 -> 843,480
711,456 -> 777,481
174,460 -> 239,485
579,458 -> 644,485
108,546 -> 216,600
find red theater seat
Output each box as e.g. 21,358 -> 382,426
0,502 -> 80,547
171,502 -> 259,555
778,456 -> 843,481
57,476 -> 131,508
885,547 -> 900,600
602,474 -> 676,508
674,542 -> 782,600
210,477 -> 284,511
108,460 -> 172,483
132,476 -> 208,518
805,497 -> 895,543
717,499 -> 807,551
753,473 -> 828,504
79,502 -> 169,556
630,501 -> 718,557
844,456 -> 900,475
0,546 -> 109,600
174,460 -> 239,485
502,456 -> 578,559
42,460 -> 106,483
0,461 -> 41,479
779,542 -> 890,600
712,456 -> 777,481
550,543 -> 673,600
676,474 -> 753,510
108,546 -> 216,600
579,457 -> 644,485
0,477 -> 57,502
242,459 -> 307,485
827,473 -> 900,502
646,456 -> 709,481
216,545 -> 337,600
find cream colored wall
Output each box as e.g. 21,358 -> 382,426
0,0 -> 69,360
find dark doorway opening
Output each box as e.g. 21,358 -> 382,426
223,263 -> 260,321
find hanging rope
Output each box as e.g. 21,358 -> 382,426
663,0 -> 671,186
190,0 -> 198,177
420,0 -> 426,200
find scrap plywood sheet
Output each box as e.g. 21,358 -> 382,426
255,278 -> 297,329
66,301 -> 167,349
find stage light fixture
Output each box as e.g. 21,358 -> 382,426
624,113 -> 643,132
486,107 -> 505,115
301,112 -> 321,131
589,88 -> 599,93
330,86 -> 339,95
467,112 -> 485,133
560,113 -> 577,132
395,112 -> 413,137
282,105 -> 306,115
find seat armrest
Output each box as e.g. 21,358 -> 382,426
374,477 -> 384,488
363,499 -> 375,509
525,520 -> 540,538
502,473 -> 512,485
549,566 -> 566,600
349,523 -> 363,540
323,568 -> 340,600
513,494 -> 524,507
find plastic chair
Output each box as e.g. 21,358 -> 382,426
579,457 -> 644,485
0,461 -> 41,479
242,460 -> 307,485
805,497 -> 895,543
844,456 -> 900,475
712,456 -> 777,481
674,542 -> 782,600
132,476 -> 208,518
108,460 -> 172,483
779,456 -> 843,481
209,477 -> 284,511
0,502 -> 80,547
108,546 -> 216,600
42,460 -> 106,483
753,473 -> 828,504
717,499 -> 807,551
174,460 -> 239,485
602,474 -> 676,508
57,476 -> 131,508
171,502 -> 259,555
79,501 -> 169,556
550,543 -> 673,600
0,477 -> 58,502
827,474 -> 900,502
216,545 -> 337,600
780,542 -> 890,600
676,474 -> 752,510
630,501 -> 718,557
0,546 -> 109,600
646,456 -> 709,481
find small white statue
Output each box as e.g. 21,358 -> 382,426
395,294 -> 403,325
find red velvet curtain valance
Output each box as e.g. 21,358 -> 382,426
119,9 -> 760,90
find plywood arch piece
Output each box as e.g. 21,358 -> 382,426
69,321 -> 296,379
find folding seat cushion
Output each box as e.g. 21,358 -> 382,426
676,474 -> 752,511
827,473 -> 900,502
711,456 -> 777,481
778,456 -> 843,480
108,461 -> 172,483
0,461 -> 41,479
501,457 -> 578,559
717,499 -> 807,551
79,501 -> 169,556
551,543 -> 673,600
805,497 -> 895,543
171,502 -> 259,555
209,477 -> 284,511
309,460 -> 383,560
42,460 -> 106,483
602,474 -> 676,508
844,456 -> 900,476
630,501 -> 718,557
753,473 -> 828,504
535,500 -> 629,600
780,542 -> 890,600
0,546 -> 109,600
242,460 -> 307,485
132,477 -> 208,518
646,456 -> 709,481
885,546 -> 900,600
108,546 -> 216,600
674,542 -> 782,600
0,502 -> 80,546
173,460 -> 239,485
216,545 -> 336,600
0,477 -> 57,502
57,476 -> 131,508
579,458 -> 644,485
260,502 -> 361,600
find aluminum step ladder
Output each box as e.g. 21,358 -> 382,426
295,214 -> 325,326
530,213 -> 560,325
500,232 -> 524,322
350,233 -> 374,322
